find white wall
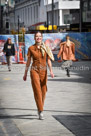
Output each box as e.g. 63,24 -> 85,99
59,1 -> 80,9
39,0 -> 46,22
14,0 -> 46,30
59,10 -> 63,25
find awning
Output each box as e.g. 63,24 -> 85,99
28,22 -> 45,30
36,25 -> 57,30
28,22 -> 57,30
31,22 -> 45,26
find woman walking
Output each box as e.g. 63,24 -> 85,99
57,35 -> 76,77
3,38 -> 15,71
23,31 -> 54,120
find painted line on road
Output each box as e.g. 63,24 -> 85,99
3,78 -> 11,81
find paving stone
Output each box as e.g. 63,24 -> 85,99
0,61 -> 91,136
53,115 -> 91,136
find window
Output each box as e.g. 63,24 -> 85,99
89,0 -> 91,10
83,1 -> 88,11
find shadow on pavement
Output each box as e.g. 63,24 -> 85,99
0,114 -> 38,120
53,115 -> 91,136
48,78 -> 91,84
51,61 -> 91,84
0,108 -> 91,115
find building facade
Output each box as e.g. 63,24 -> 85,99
1,0 -> 15,34
14,0 -> 46,32
82,0 -> 91,22
45,0 -> 80,30
14,0 -> 80,32
1,0 -> 91,33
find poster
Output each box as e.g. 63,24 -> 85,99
25,33 -> 91,61
0,35 -> 18,63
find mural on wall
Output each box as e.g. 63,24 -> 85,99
0,33 -> 91,63
0,35 -> 18,63
25,33 -> 91,61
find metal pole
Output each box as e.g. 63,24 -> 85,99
0,0 -> 3,34
47,12 -> 48,32
79,0 -> 82,32
52,0 -> 54,33
14,6 -> 15,29
18,15 -> 19,34
47,0 -> 48,32
0,0 -> 1,33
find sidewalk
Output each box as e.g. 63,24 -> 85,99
0,61 -> 91,136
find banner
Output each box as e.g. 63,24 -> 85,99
25,33 -> 91,61
0,35 -> 18,63
0,33 -> 91,63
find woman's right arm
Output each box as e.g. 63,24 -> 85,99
23,57 -> 31,81
3,43 -> 6,55
57,43 -> 63,59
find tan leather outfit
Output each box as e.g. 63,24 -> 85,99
58,41 -> 76,61
27,44 -> 47,111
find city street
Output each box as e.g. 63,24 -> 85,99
0,61 -> 91,136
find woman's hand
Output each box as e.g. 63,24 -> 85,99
57,54 -> 59,59
23,74 -> 27,81
23,57 -> 31,81
50,71 -> 54,78
4,52 -> 6,55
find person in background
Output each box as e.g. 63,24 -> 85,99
57,35 -> 76,77
23,31 -> 54,120
3,38 -> 15,71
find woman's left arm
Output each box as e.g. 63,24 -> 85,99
47,56 -> 54,78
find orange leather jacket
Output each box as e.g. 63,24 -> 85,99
57,41 -> 76,61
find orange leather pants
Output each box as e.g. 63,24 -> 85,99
30,70 -> 47,111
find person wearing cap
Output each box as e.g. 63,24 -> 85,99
3,38 -> 15,71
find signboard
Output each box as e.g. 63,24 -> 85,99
9,0 -> 15,7
25,33 -> 91,61
1,0 -> 5,6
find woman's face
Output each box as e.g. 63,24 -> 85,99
34,32 -> 43,43
66,36 -> 70,41
8,39 -> 11,44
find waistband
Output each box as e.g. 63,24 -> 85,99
31,65 -> 47,71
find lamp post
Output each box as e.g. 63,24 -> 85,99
0,0 -> 2,33
0,0 -> 3,34
5,0 -> 10,34
46,0 -> 48,32
79,0 -> 82,32
52,0 -> 54,33
18,15 -> 20,34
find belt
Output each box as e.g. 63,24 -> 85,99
31,65 -> 47,70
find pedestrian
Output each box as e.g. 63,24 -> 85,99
23,31 -> 54,120
3,38 -> 15,71
57,35 -> 76,77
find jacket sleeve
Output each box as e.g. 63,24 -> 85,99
57,43 -> 63,57
3,43 -> 7,53
27,47 -> 32,58
12,44 -> 15,56
72,43 -> 75,54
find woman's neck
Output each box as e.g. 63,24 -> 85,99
36,42 -> 42,45
67,39 -> 70,42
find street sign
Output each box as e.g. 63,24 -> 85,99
9,0 -> 15,7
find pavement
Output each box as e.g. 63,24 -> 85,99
0,61 -> 91,136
